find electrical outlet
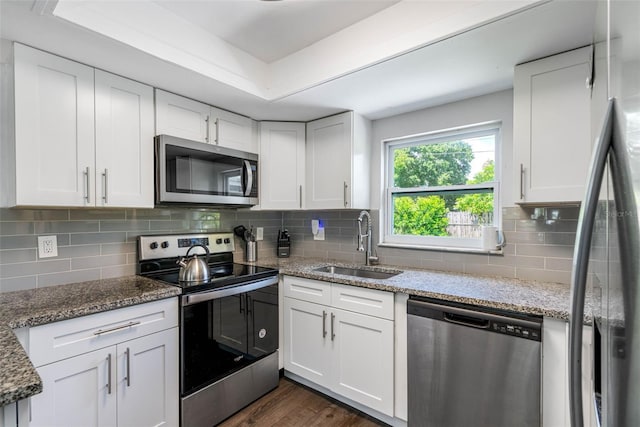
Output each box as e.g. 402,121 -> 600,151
313,220 -> 325,241
256,227 -> 264,241
38,235 -> 58,258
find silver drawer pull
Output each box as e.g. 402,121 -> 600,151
106,353 -> 112,394
125,347 -> 131,387
93,321 -> 141,336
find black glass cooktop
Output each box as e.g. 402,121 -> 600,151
145,263 -> 278,293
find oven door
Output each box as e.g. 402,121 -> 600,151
180,278 -> 278,396
156,134 -> 258,206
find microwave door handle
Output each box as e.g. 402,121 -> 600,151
243,160 -> 253,197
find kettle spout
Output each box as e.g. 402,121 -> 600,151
176,258 -> 187,268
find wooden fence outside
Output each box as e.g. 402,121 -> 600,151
446,211 -> 494,238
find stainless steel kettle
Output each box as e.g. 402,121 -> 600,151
176,244 -> 210,283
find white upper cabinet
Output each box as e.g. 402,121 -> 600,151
12,43 -> 95,207
305,111 -> 371,209
155,89 -> 210,143
211,106 -> 257,153
513,46 -> 592,204
95,70 -> 154,208
155,89 -> 258,153
7,43 -> 154,208
259,122 -> 306,210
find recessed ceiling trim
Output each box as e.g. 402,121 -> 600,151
52,0 -> 540,103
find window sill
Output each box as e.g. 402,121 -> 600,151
378,242 -> 504,255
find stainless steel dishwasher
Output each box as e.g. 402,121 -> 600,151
407,297 -> 542,427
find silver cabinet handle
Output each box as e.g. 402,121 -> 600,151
84,166 -> 91,203
519,163 -> 525,200
331,312 -> 335,341
214,118 -> 220,144
125,348 -> 131,387
205,116 -> 210,143
106,353 -> 112,394
102,169 -> 108,204
322,310 -> 327,338
93,321 -> 141,336
343,182 -> 348,207
569,99 -> 614,427
299,185 -> 302,209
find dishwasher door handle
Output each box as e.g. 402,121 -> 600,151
443,312 -> 490,329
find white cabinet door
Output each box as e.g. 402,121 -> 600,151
259,122 -> 305,210
305,111 -> 371,209
306,113 -> 352,209
283,297 -> 332,389
210,107 -> 256,153
155,89 -> 210,143
13,43 -> 95,207
30,347 -> 116,427
332,308 -> 394,416
95,70 -> 154,208
513,46 -> 591,203
117,328 -> 178,427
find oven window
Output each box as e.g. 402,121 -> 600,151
181,285 -> 278,395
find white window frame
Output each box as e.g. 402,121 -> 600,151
381,121 -> 502,251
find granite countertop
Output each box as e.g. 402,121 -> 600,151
1,257 -> 585,408
0,276 -> 181,407
250,257 -> 584,321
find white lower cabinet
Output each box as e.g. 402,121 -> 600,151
282,276 -> 394,417
26,298 -> 179,427
30,346 -> 116,427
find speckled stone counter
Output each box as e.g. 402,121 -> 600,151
0,276 -> 181,407
248,257 -> 585,321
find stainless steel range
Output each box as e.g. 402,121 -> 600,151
137,232 -> 279,427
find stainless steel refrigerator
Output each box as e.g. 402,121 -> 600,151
569,1 -> 640,426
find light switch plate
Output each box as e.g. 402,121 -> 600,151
256,227 -> 263,241
38,235 -> 58,258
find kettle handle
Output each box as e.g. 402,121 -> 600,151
185,244 -> 210,260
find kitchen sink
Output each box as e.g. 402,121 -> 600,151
313,265 -> 401,280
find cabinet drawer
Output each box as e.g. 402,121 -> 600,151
331,284 -> 394,320
283,276 -> 331,305
29,298 -> 178,367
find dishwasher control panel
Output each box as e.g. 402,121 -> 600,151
408,296 -> 542,342
491,320 -> 540,341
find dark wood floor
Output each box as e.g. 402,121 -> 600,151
218,377 -> 387,427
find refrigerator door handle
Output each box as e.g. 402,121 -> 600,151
569,98 -> 614,427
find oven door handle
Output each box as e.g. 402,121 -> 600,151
181,276 -> 278,306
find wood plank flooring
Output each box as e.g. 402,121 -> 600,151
218,377 -> 388,427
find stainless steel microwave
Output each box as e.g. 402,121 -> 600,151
155,135 -> 258,207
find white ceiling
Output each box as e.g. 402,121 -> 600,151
0,0 -> 598,122
154,0 -> 401,63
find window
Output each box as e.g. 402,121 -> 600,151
382,122 -> 500,250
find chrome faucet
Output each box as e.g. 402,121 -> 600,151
357,210 -> 373,265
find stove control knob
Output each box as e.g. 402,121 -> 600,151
224,238 -> 231,244
161,241 -> 169,249
149,242 -> 158,250
216,238 -> 223,245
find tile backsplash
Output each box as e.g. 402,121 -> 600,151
0,205 -> 578,292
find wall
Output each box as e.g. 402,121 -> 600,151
363,89 -> 577,284
0,89 -> 578,292
283,206 -> 578,285
370,89 -> 516,208
0,207 -> 283,292
1,203 -> 578,293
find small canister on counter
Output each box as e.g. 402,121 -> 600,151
246,240 -> 257,262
